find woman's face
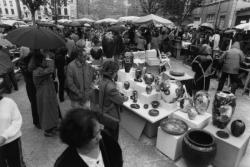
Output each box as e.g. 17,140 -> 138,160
89,120 -> 103,147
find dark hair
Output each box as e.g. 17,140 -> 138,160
59,109 -> 98,148
33,51 -> 45,67
92,35 -> 100,45
102,61 -> 119,78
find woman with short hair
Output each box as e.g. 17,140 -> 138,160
54,109 -> 123,167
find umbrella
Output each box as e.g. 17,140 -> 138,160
118,16 -> 140,23
95,18 -> 118,24
84,23 -> 91,27
0,22 -> 12,28
2,20 -> 28,27
0,38 -> 14,48
200,23 -> 214,30
235,23 -> 250,31
75,18 -> 95,23
5,26 -> 65,49
58,19 -> 71,23
133,14 -> 174,26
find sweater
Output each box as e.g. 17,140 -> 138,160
0,97 -> 22,146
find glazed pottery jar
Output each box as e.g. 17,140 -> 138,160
143,73 -> 155,85
123,81 -> 130,90
182,129 -> 217,167
154,76 -> 161,92
124,52 -> 134,73
131,90 -> 138,103
212,91 -> 236,129
160,79 -> 185,103
188,108 -> 197,120
231,120 -> 245,137
194,91 -> 210,115
146,85 -> 153,94
134,68 -> 143,82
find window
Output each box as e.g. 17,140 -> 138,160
3,0 -> 7,6
206,14 -> 215,23
11,9 -> 14,15
219,15 -> 225,29
57,8 -> 61,15
0,8 -> 2,15
64,8 -> 68,15
5,8 -> 8,14
64,0 -> 67,6
9,1 -> 13,7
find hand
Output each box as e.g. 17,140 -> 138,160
0,136 -> 6,146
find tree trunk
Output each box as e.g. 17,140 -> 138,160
31,11 -> 36,26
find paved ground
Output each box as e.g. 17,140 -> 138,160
4,77 -> 250,167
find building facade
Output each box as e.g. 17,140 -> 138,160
0,0 -> 19,19
192,0 -> 250,29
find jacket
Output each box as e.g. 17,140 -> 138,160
99,77 -> 126,120
221,42 -> 245,74
66,59 -> 94,102
54,131 -> 123,167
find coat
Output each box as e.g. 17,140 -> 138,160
54,131 -> 123,167
66,59 -> 94,102
221,42 -> 245,74
32,59 -> 59,130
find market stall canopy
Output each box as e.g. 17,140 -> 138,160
95,18 -> 118,24
2,20 -> 28,28
58,19 -> 71,23
118,16 -> 140,23
0,38 -> 14,48
133,14 -> 174,26
74,18 -> 95,23
5,26 -> 65,49
187,23 -> 199,29
200,22 -> 214,30
235,22 -> 250,31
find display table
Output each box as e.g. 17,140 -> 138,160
120,99 -> 178,139
241,67 -> 250,95
172,110 -> 211,129
204,123 -> 250,167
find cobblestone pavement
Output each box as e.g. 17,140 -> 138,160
5,78 -> 250,167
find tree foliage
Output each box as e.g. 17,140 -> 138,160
139,0 -> 163,14
21,0 -> 47,14
162,0 -> 202,24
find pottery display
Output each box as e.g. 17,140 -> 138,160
151,101 -> 160,109
143,73 -> 155,85
160,118 -> 188,135
130,90 -> 138,103
231,120 -> 245,137
182,129 -> 217,167
180,97 -> 193,113
194,91 -> 210,115
144,104 -> 149,109
134,68 -> 143,82
154,76 -> 161,92
160,79 -> 185,103
146,85 -> 153,94
188,108 -> 197,120
124,52 -> 134,73
123,81 -> 130,90
149,109 -> 159,116
130,103 -> 140,109
212,91 -> 236,129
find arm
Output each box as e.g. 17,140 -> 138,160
1,99 -> 22,142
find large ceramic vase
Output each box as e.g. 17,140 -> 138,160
143,73 -> 155,85
231,120 -> 245,137
134,68 -> 142,82
194,91 -> 210,115
160,79 -> 185,103
212,91 -> 236,129
124,52 -> 134,73
182,129 -> 217,167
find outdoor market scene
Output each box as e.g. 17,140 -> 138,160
1,0 -> 250,167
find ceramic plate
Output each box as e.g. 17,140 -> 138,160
160,118 -> 188,135
169,70 -> 185,77
148,109 -> 159,117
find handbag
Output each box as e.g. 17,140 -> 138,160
98,80 -> 120,130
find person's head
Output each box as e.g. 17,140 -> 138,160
33,50 -> 45,67
75,48 -> 87,63
200,44 -> 212,55
102,61 -> 119,79
92,35 -> 100,46
59,109 -> 103,149
232,41 -> 241,50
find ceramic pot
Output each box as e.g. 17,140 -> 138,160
231,120 -> 245,137
146,85 -> 153,94
143,73 -> 155,85
123,81 -> 130,90
151,101 -> 160,108
212,91 -> 236,129
182,129 -> 217,167
154,76 -> 161,92
188,108 -> 197,120
160,79 -> 185,103
131,90 -> 138,103
134,68 -> 142,82
194,91 -> 210,115
124,52 -> 134,73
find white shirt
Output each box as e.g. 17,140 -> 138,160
212,34 -> 220,50
0,97 -> 22,146
78,151 -> 105,167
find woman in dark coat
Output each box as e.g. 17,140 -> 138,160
29,52 -> 59,137
54,109 -> 123,167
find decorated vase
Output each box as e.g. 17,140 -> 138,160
194,91 -> 210,115
134,68 -> 142,82
231,120 -> 245,137
212,91 -> 236,129
124,52 -> 134,73
146,85 -> 153,94
188,108 -> 197,120
143,73 -> 155,85
182,129 -> 217,167
160,79 -> 185,103
131,90 -> 138,103
123,81 -> 130,90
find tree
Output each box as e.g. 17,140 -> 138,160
162,0 -> 202,25
139,0 -> 164,15
46,0 -> 69,24
21,0 -> 47,25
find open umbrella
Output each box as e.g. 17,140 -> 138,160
95,18 -> 118,24
235,23 -> 250,31
5,26 -> 65,49
133,14 -> 174,26
118,16 -> 140,23
200,23 -> 214,30
75,18 -> 95,23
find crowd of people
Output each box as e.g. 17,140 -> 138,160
0,22 -> 249,167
